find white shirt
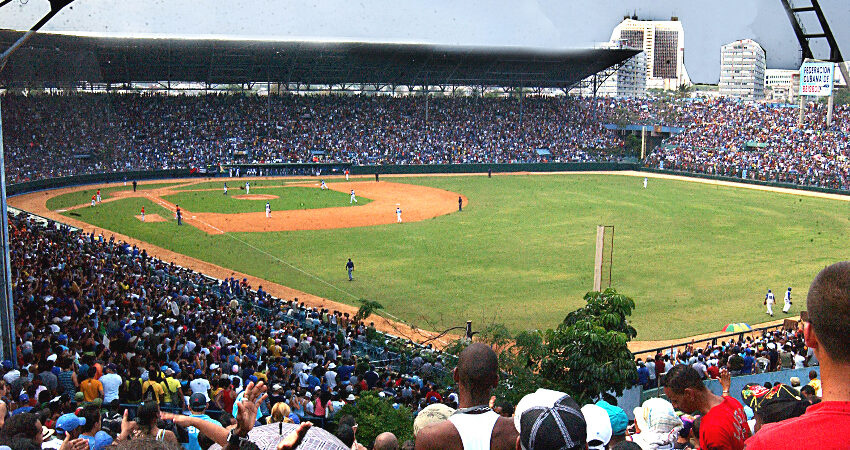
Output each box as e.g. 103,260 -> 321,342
189,378 -> 211,402
448,410 -> 500,450
100,373 -> 123,403
793,354 -> 806,369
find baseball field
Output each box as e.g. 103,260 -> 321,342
13,172 -> 850,341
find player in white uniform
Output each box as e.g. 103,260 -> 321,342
265,202 -> 271,218
245,181 -> 250,194
96,189 -> 101,203
396,207 -> 402,223
350,189 -> 357,204
224,183 -> 228,195
345,169 -> 349,181
643,177 -> 648,189
783,287 -> 792,313
321,179 -> 328,190
765,289 -> 775,316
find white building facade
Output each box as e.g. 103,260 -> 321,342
719,39 -> 766,101
597,44 -> 647,98
764,69 -> 798,103
609,18 -> 691,91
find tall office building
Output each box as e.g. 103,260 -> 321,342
610,17 -> 691,90
719,39 -> 766,100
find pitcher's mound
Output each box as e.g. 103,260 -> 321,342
135,214 -> 166,222
233,194 -> 279,200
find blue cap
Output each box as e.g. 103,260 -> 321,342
57,334 -> 68,341
248,375 -> 258,384
94,431 -> 113,449
596,400 -> 629,436
1,360 -> 11,369
194,369 -> 203,376
161,366 -> 169,372
56,413 -> 86,433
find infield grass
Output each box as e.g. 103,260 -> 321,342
46,182 -> 183,211
161,187 -> 370,213
61,174 -> 850,340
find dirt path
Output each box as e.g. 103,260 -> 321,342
8,172 -> 834,350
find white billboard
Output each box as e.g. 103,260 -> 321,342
799,62 -> 835,97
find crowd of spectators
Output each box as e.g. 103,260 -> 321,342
2,93 -> 626,182
0,215 -> 843,450
645,98 -> 850,190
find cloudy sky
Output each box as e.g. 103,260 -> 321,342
1,0 -> 848,83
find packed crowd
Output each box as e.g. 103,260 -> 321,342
634,325 -> 817,391
2,93 -> 625,182
0,217 -> 845,450
645,98 -> 850,190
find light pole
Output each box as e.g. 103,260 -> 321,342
0,0 -> 77,366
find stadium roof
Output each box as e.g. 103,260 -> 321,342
0,30 -> 639,89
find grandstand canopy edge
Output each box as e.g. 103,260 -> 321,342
0,30 -> 639,89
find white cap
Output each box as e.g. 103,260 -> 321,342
581,404 -> 612,450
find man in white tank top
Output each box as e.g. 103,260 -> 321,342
415,343 -> 518,450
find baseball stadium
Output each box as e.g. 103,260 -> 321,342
0,1 -> 849,449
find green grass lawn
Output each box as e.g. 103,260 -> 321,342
61,174 -> 850,340
161,187 -> 370,213
46,183 -> 183,211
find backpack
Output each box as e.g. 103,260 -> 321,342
123,378 -> 143,403
143,382 -> 157,402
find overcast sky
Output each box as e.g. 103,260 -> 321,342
1,0 -> 848,83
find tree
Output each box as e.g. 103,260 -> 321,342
337,392 -> 413,447
447,289 -> 638,406
355,299 -> 383,322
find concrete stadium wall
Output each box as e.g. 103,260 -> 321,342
7,169 -> 191,197
8,163 -> 639,197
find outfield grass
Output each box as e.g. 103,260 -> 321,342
46,183 -> 183,211
161,187 -> 370,213
61,174 -> 850,340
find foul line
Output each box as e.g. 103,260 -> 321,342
144,193 -> 431,337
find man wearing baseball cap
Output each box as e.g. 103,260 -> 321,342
513,389 -> 587,450
186,393 -> 219,450
415,343 -> 518,450
746,262 -> 850,449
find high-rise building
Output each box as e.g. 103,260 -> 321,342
610,17 -> 691,91
719,39 -> 766,101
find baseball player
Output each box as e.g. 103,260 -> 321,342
643,177 -> 648,189
176,205 -> 182,226
91,194 -> 96,207
245,181 -> 250,195
96,189 -> 101,203
346,258 -> 354,281
345,169 -> 349,181
141,206 -> 145,222
458,196 -> 463,211
396,207 -> 402,223
350,189 -> 357,204
764,289 -> 775,317
321,179 -> 328,190
224,183 -> 228,195
783,287 -> 792,313
265,202 -> 271,218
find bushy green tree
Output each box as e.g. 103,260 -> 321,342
337,392 -> 413,447
447,288 -> 638,405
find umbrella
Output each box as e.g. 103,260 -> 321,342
722,323 -> 753,333
211,423 -> 348,450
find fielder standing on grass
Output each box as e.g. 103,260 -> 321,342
644,177 -> 648,189
350,189 -> 357,204
141,206 -> 145,222
224,182 -> 228,195
346,258 -> 354,281
245,181 -> 250,194
765,289 -> 775,316
783,287 -> 793,313
265,202 -> 271,218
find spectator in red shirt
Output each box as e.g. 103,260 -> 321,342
745,261 -> 850,449
664,364 -> 750,450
